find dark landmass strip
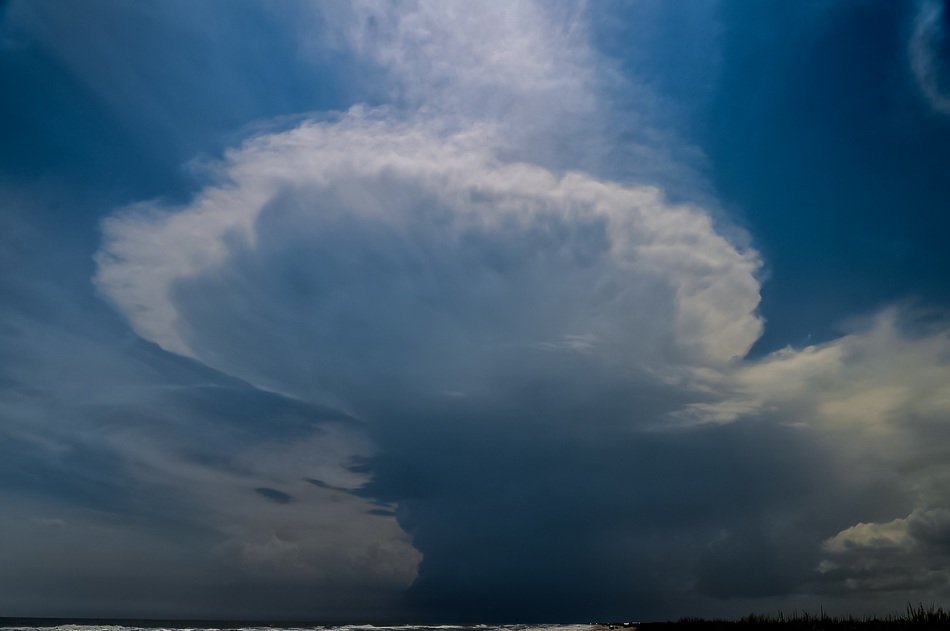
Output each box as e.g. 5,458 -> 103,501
630,623 -> 948,631
3,608 -> 950,630
597,607 -> 950,631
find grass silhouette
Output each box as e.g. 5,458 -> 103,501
623,603 -> 950,630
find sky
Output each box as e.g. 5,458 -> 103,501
2,0 -> 950,623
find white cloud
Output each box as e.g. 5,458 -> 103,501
95,110 -> 762,410
300,0 -> 700,190
311,1 -> 598,123
685,309 -> 950,436
95,0 -> 760,408
910,0 -> 950,115
822,517 -> 913,555
816,507 -> 950,594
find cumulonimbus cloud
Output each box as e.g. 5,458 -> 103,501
91,3 -> 765,614
89,0 -> 950,617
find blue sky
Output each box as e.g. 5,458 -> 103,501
3,0 -> 950,621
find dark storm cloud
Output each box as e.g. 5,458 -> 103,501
305,478 -> 347,491
357,393 -> 918,620
368,509 -> 397,517
255,488 -> 295,504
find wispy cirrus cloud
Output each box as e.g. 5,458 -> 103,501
910,0 -> 950,114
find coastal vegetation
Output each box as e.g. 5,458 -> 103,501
627,603 -> 950,630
